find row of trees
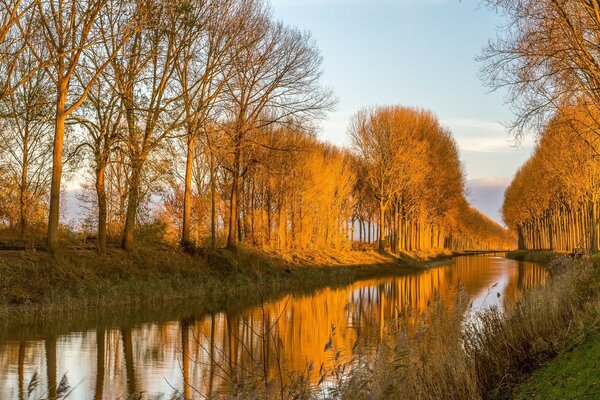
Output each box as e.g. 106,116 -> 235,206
481,0 -> 600,251
0,1 -> 510,254
503,108 -> 600,251
350,106 -> 512,252
0,0 -> 333,252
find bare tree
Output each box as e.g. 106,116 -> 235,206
115,0 -> 198,250
75,72 -> 124,253
27,0 -> 134,251
480,0 -> 600,139
176,0 -> 240,249
0,50 -> 53,238
222,13 -> 335,249
72,0 -> 139,253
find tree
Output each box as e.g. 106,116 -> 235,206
503,107 -> 600,252
222,13 -> 335,249
349,106 -> 428,252
0,49 -> 53,238
76,71 -> 123,253
176,0 -> 240,248
114,0 -> 197,250
28,0 -> 134,251
480,0 -> 600,140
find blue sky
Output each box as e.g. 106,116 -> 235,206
270,0 -> 535,225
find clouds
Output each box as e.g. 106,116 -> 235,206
466,177 -> 511,225
271,0 -> 448,7
442,118 -> 535,153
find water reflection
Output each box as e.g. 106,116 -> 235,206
0,256 -> 547,399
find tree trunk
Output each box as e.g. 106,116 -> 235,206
181,134 -> 195,247
19,132 -> 28,240
121,158 -> 143,251
96,160 -> 108,253
210,152 -> 217,249
591,199 -> 598,253
227,141 -> 241,250
47,84 -> 68,252
378,199 -> 386,252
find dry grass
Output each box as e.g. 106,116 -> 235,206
507,250 -> 561,264
0,244 -> 432,333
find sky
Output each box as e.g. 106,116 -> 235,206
270,0 -> 536,225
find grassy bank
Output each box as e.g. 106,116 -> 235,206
0,245 -> 443,322
507,249 -> 561,264
513,331 -> 600,399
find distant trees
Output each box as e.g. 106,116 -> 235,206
350,106 -> 511,253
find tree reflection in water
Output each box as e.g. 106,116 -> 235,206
0,256 -> 547,399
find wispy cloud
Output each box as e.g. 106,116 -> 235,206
456,137 -> 519,153
468,176 -> 512,187
442,118 -> 536,153
443,118 -> 508,133
271,0 -> 448,7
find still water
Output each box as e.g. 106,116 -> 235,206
0,255 -> 548,399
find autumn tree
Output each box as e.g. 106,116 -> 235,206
503,107 -> 600,252
221,12 -> 335,250
0,50 -> 53,238
349,106 -> 429,251
27,0 -> 134,251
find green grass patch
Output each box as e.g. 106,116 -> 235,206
513,331 -> 600,399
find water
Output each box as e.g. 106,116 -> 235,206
0,255 -> 548,399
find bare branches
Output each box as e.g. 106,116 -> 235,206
480,0 -> 600,137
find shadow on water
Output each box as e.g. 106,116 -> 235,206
0,255 -> 548,399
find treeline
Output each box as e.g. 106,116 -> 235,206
0,0 -> 510,254
503,108 -> 600,252
350,106 -> 512,253
481,1 -> 600,251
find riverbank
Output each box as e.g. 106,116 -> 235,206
0,245 -> 449,321
513,330 -> 600,399
507,249 -> 561,264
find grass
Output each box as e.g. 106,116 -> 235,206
513,331 -> 600,399
0,243 -> 446,332
507,250 -> 561,264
